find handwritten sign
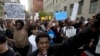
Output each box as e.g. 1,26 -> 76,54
54,11 -> 67,21
4,3 -> 25,20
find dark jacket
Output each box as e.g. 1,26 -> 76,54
28,27 -> 99,56
0,49 -> 21,56
51,27 -> 63,43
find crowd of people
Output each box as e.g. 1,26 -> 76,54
0,13 -> 100,56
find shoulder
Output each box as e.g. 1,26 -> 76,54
28,35 -> 36,40
28,35 -> 34,39
3,49 -> 21,56
1,49 -> 15,56
28,50 -> 38,56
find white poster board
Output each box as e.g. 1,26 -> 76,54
34,12 -> 39,21
4,3 -> 25,20
65,28 -> 76,38
70,3 -> 79,21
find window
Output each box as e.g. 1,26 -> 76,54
0,0 -> 3,2
53,0 -> 54,5
78,0 -> 83,15
51,2 -> 52,7
89,0 -> 98,14
38,0 -> 42,1
60,10 -> 62,12
64,6 -> 67,11
70,4 -> 73,16
56,0 -> 58,3
56,11 -> 58,12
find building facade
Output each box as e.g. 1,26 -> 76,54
33,0 -> 43,12
28,0 -> 33,15
0,0 -> 4,18
28,0 -> 43,18
43,0 -> 100,19
4,0 -> 20,3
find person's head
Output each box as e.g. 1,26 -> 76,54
65,18 -> 71,26
36,20 -> 41,26
15,20 -> 24,30
94,12 -> 100,29
29,25 -> 38,35
35,32 -> 50,52
0,32 -> 6,51
77,21 -> 85,29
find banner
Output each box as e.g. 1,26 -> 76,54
70,3 -> 79,21
54,11 -> 67,21
4,3 -> 25,20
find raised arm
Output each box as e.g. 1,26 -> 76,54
54,13 -> 100,55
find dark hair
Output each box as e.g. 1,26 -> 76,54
35,32 -> 50,44
15,20 -> 24,27
94,12 -> 100,29
0,32 -> 6,44
96,12 -> 100,19
77,21 -> 83,28
29,25 -> 37,31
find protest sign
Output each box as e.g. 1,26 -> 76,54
54,11 -> 67,21
70,3 -> 79,21
34,12 -> 39,21
4,3 -> 25,20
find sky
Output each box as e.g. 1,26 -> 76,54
20,0 -> 29,11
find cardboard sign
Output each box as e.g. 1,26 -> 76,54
54,11 -> 67,21
4,3 -> 25,19
71,3 -> 79,21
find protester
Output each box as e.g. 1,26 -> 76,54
28,25 -> 38,52
28,13 -> 100,56
47,19 -> 63,44
0,32 -> 21,56
10,20 -> 29,56
62,18 -> 76,40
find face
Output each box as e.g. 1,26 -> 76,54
0,43 -> 4,51
82,22 -> 86,28
3,21 -> 7,28
16,22 -> 22,30
55,21 -> 59,27
36,22 -> 41,26
31,28 -> 38,35
37,37 -> 50,53
65,19 -> 71,26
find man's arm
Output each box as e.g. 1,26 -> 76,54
54,26 -> 99,55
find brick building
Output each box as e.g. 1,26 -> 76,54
33,0 -> 43,12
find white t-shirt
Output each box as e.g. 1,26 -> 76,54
28,35 -> 37,52
62,26 -> 76,38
